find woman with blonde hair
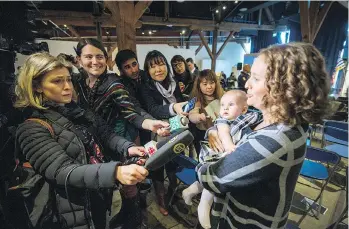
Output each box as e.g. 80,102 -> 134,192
189,69 -> 224,153
197,43 -> 330,229
14,52 -> 148,229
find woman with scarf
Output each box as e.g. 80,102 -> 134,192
140,50 -> 188,216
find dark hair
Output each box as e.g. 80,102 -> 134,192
57,53 -> 77,65
144,50 -> 172,85
171,55 -> 190,75
115,49 -> 138,70
190,69 -> 224,108
186,57 -> 194,63
74,38 -> 108,58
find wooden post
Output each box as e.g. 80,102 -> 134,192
105,1 -> 152,52
299,1 -> 333,43
164,1 -> 169,21
299,1 -> 311,42
311,2 -> 333,43
198,31 -> 213,59
199,30 -> 233,71
216,31 -> 234,58
186,30 -> 193,49
106,44 -> 117,70
211,29 -> 218,72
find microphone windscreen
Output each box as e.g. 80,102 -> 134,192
144,130 -> 194,171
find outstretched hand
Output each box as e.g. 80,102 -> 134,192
116,164 -> 149,185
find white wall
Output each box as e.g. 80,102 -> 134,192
191,42 -> 248,76
28,40 -> 195,74
15,39 -> 247,77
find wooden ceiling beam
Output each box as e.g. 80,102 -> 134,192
195,43 -> 203,55
66,25 -> 81,39
241,1 -> 280,14
36,10 -> 275,31
134,1 -> 152,24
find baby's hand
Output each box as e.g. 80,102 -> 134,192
224,144 -> 236,155
198,113 -> 207,122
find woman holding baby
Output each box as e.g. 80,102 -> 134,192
196,43 -> 330,229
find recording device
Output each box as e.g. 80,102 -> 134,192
144,130 -> 194,171
183,97 -> 196,113
169,115 -> 189,133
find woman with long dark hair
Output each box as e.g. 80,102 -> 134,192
140,50 -> 188,216
189,69 -> 224,153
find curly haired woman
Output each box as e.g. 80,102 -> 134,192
196,43 -> 330,229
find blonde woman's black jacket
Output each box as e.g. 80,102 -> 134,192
16,102 -> 134,229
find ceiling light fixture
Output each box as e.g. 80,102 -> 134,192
223,6 -> 226,10
64,24 -> 67,27
182,30 -> 186,34
149,31 -> 152,35
215,9 -> 219,13
239,8 -> 247,12
152,30 -> 157,33
142,32 -> 145,35
167,24 -> 173,27
235,0 -> 238,3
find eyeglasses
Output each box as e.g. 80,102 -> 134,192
172,62 -> 184,69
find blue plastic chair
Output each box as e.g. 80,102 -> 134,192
322,126 -> 348,158
285,222 -> 300,229
298,147 -> 340,218
168,154 -> 199,227
324,120 -> 348,131
322,121 -> 348,146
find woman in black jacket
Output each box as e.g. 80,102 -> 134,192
140,50 -> 188,216
14,52 -> 148,229
171,55 -> 194,97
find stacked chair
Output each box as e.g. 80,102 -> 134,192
295,120 -> 348,228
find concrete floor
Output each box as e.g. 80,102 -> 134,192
143,135 -> 348,229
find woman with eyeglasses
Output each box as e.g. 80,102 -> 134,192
171,55 -> 194,97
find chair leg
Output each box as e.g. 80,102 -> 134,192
333,205 -> 348,229
316,180 -> 325,218
168,185 -> 179,208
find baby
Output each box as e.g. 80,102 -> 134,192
182,90 -> 248,229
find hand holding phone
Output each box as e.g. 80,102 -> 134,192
183,97 -> 197,113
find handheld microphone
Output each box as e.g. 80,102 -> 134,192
144,130 -> 194,171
